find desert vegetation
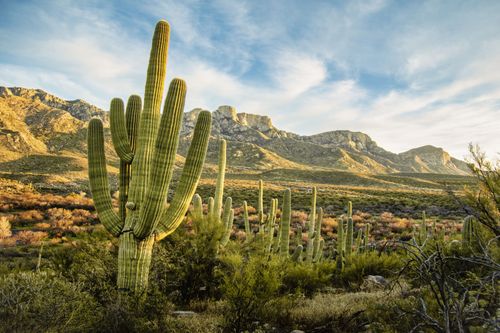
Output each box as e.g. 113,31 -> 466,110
0,19 -> 498,333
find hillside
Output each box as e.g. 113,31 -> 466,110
0,86 -> 471,186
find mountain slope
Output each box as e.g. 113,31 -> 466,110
0,86 -> 470,176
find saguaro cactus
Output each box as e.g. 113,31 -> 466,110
305,187 -> 317,263
87,20 -> 211,292
210,139 -> 227,223
345,201 -> 354,257
313,207 -> 323,259
258,179 -> 265,232
279,189 -> 292,257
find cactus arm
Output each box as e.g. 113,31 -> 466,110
110,98 -> 134,163
258,179 -> 264,227
211,139 -> 227,222
266,198 -> 277,252
135,78 -> 186,239
155,111 -> 211,240
191,194 -> 203,222
313,207 -> 323,258
118,95 -> 142,221
243,201 -> 251,240
305,186 -> 317,262
87,118 -> 123,236
220,197 -> 233,246
208,197 -> 215,219
314,239 -> 324,263
280,189 -> 291,256
128,21 -> 170,208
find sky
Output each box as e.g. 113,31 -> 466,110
1,0 -> 499,159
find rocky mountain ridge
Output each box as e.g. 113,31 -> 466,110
0,86 -> 470,175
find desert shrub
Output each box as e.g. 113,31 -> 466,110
0,216 -> 12,238
219,253 -> 284,332
46,239 -> 117,302
15,230 -> 47,245
282,261 -> 336,296
289,290 -> 399,332
150,220 -> 225,303
338,252 -> 403,288
0,271 -> 101,332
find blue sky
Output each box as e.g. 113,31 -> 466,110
1,0 -> 499,158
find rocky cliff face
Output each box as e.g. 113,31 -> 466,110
0,86 -> 471,175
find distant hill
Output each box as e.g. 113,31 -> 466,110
0,86 -> 471,184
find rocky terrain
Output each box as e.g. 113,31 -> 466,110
0,86 -> 470,185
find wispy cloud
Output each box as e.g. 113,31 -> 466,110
1,0 -> 499,158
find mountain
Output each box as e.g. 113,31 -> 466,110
0,86 -> 471,180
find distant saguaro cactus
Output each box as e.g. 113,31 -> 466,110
87,20 -> 211,292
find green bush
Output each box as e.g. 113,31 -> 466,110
338,252 -> 403,288
0,271 -> 101,332
219,253 -> 284,332
282,261 -> 336,296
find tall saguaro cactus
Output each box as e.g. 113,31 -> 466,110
87,20 -> 212,292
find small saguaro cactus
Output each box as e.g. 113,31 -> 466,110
220,197 -> 235,246
87,20 -> 211,292
210,139 -> 227,223
258,179 -> 265,232
462,215 -> 477,245
345,201 -> 354,257
279,189 -> 292,257
336,216 -> 346,270
312,207 -> 324,259
243,200 -> 251,241
305,186 -> 317,263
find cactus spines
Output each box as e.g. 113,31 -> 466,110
313,207 -> 323,259
211,139 -> 227,222
87,21 -> 211,292
280,189 -> 292,257
305,187 -> 317,263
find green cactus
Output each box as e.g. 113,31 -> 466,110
312,207 -> 323,259
305,187 -> 317,263
345,201 -> 354,257
355,228 -> 363,253
336,216 -> 346,270
279,189 -> 292,257
191,193 -> 204,222
313,239 -> 324,263
243,200 -> 252,242
210,139 -> 227,223
220,197 -> 234,246
266,198 -> 277,252
292,245 -> 303,262
87,21 -> 211,292
363,223 -> 371,251
258,179 -> 264,233
208,197 -> 215,217
416,211 -> 428,246
462,215 -> 476,245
